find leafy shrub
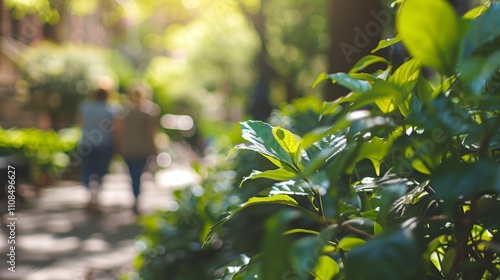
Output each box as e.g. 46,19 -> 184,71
0,126 -> 79,182
206,1 -> 500,279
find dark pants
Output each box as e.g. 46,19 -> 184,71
125,158 -> 147,199
81,144 -> 113,189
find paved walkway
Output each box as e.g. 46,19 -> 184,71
0,164 -> 200,280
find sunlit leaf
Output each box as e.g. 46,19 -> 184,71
397,0 -> 463,75
389,59 -> 421,93
350,55 -> 391,74
204,195 -> 299,245
463,4 -> 490,19
338,236 -> 366,251
312,72 -> 330,88
259,180 -> 315,197
289,225 -> 339,279
372,35 -> 402,53
327,73 -> 373,93
272,126 -> 301,164
240,168 -> 298,187
239,121 -> 295,168
313,256 -> 339,280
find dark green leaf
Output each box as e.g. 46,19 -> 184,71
240,167 -> 297,187
345,227 -> 424,280
239,121 -> 295,168
461,3 -> 500,58
458,51 -> 500,95
259,180 -> 315,197
431,160 -> 500,212
204,195 -> 299,245
289,225 -> 339,279
389,59 -> 421,93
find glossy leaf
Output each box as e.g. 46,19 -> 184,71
327,73 -> 373,93
289,225 -> 339,279
372,35 -> 402,53
313,256 -> 339,280
240,167 -> 297,187
204,195 -> 299,244
350,55 -> 391,74
239,121 -> 295,168
397,0 -> 462,75
461,3 -> 500,58
259,180 -> 314,197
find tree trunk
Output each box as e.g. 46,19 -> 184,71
325,0 -> 384,101
247,5 -> 274,120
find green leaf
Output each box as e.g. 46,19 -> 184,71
338,236 -> 366,251
284,228 -> 320,236
239,121 -> 295,168
240,168 -> 297,187
312,72 -> 330,88
328,73 -> 373,93
463,4 -> 490,19
259,180 -> 315,197
389,59 -> 421,93
349,55 -> 391,74
431,159 -> 500,213
352,79 -> 406,113
303,133 -> 347,171
461,3 -> 500,58
371,35 -> 402,53
204,194 -> 299,245
233,254 -> 262,280
349,137 -> 390,176
272,126 -> 301,164
235,143 -> 283,167
313,256 -> 339,280
289,225 -> 339,279
458,51 -> 500,95
397,0 -> 463,76
431,76 -> 456,99
345,228 -> 424,280
261,210 -> 303,280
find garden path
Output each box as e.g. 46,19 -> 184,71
0,163 -> 200,280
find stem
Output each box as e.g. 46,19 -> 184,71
447,194 -> 479,279
340,220 -> 373,240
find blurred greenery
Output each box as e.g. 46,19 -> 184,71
5,0 -> 500,279
0,126 -> 80,183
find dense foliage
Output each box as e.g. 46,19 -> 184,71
202,0 -> 500,279
19,42 -> 135,128
0,126 -> 79,182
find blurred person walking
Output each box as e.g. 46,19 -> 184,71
117,83 -> 160,215
78,85 -> 120,213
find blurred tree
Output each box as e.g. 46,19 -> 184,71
19,42 -> 135,129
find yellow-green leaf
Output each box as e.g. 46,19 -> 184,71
397,0 -> 462,76
313,256 -> 339,280
272,126 -> 300,155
